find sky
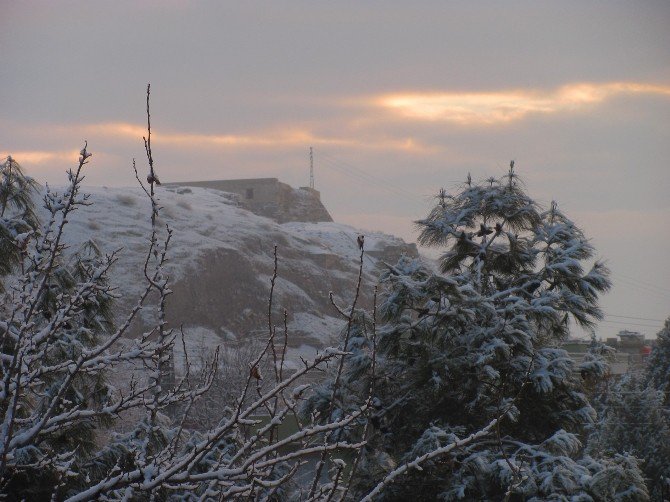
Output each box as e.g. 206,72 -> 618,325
2,0 -> 669,339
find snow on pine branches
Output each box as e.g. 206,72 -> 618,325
304,163 -> 650,500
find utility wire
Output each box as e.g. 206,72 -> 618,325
318,152 -> 435,215
319,155 -> 412,201
319,155 -> 410,197
612,275 -> 669,300
320,151 -> 429,202
613,272 -> 670,294
603,313 -> 665,323
320,161 -> 424,208
598,320 -> 661,329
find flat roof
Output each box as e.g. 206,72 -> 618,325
165,178 -> 279,184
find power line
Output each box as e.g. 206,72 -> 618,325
598,319 -> 661,329
319,157 -> 422,204
319,151 -> 431,206
319,156 -> 410,200
599,319 -> 660,328
320,151 -> 424,199
611,277 -> 669,302
603,313 -> 665,323
612,275 -> 670,298
613,272 -> 670,294
318,156 -> 428,213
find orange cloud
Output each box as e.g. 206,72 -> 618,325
2,122 -> 436,176
0,150 -> 80,165
376,81 -> 670,125
83,122 -> 433,153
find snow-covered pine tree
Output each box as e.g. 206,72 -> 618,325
0,156 -> 39,288
305,164 -> 649,500
1,238 -> 117,499
587,373 -> 670,501
0,149 -> 124,498
646,317 -> 670,404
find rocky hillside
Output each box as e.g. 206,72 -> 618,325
50,185 -> 419,367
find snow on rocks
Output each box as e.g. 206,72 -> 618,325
40,184 -> 418,364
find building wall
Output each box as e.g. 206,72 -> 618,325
563,330 -> 652,376
165,178 -> 333,223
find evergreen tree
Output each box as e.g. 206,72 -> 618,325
0,156 -> 39,288
587,374 -> 670,501
0,154 -> 118,498
306,164 -> 649,500
646,317 -> 670,404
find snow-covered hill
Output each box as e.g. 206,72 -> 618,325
51,184 -> 418,365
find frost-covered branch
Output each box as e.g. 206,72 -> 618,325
360,417 -> 500,502
0,87 -> 366,499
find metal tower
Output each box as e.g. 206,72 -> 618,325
309,146 -> 314,189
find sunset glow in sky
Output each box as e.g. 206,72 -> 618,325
2,0 -> 669,338
378,82 -> 670,124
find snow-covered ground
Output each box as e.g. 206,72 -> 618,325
46,184 -> 419,365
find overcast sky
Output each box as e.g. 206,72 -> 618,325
2,0 -> 669,338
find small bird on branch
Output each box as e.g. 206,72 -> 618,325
250,365 -> 262,380
357,234 -> 365,250
147,173 -> 161,185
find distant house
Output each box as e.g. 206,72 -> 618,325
563,330 -> 652,376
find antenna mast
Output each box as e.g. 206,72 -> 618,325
309,146 -> 314,189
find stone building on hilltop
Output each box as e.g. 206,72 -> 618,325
166,178 -> 333,224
